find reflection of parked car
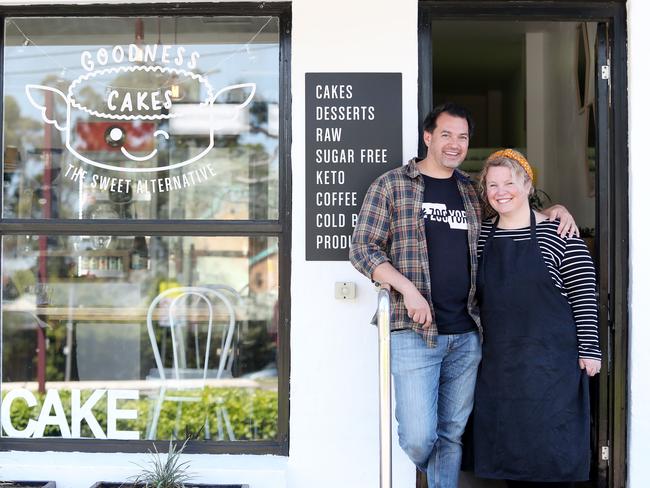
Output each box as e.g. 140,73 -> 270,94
75,121 -> 155,157
242,362 -> 277,380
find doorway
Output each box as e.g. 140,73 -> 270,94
418,2 -> 628,488
431,19 -> 598,233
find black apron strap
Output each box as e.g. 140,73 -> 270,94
529,208 -> 538,245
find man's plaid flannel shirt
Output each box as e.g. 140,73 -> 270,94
350,158 -> 483,347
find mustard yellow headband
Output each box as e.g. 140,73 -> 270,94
486,149 -> 534,181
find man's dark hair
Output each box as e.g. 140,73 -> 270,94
422,102 -> 475,138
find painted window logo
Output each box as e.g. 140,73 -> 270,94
25,45 -> 256,173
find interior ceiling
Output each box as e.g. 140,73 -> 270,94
433,39 -> 523,91
431,20 -> 570,38
431,20 -> 578,92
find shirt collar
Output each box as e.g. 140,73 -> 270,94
405,158 -> 421,178
405,157 -> 473,183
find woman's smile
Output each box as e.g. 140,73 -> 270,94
485,166 -> 530,216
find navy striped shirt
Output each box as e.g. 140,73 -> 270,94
477,219 -> 601,360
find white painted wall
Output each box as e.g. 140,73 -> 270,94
526,24 -> 596,230
526,32 -> 547,190
544,23 -> 596,230
0,452 -> 288,488
627,1 -> 650,487
288,0 -> 419,486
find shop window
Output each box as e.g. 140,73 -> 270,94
3,16 -> 280,221
0,9 -> 289,454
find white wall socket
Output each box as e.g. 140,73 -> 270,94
335,281 -> 356,300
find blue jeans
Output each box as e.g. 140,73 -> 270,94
391,330 -> 481,488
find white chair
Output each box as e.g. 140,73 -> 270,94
145,286 -> 237,440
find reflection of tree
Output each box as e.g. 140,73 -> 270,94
167,88 -> 279,221
75,85 -> 105,121
206,86 -> 279,221
2,235 -> 74,383
39,74 -> 71,130
4,95 -> 42,148
248,100 -> 278,139
4,73 -> 72,218
4,92 -> 54,218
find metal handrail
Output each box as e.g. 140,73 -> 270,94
377,285 -> 392,488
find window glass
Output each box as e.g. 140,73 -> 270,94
3,17 -> 280,220
1,234 -> 279,441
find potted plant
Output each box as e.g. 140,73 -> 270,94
529,187 -> 552,211
90,439 -> 248,488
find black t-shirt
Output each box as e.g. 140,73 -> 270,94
421,174 -> 476,334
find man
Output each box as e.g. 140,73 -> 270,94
349,102 -> 575,488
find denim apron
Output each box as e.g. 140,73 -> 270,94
473,210 -> 590,482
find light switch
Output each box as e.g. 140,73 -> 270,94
335,281 -> 356,300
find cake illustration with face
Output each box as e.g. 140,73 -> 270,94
26,56 -> 256,174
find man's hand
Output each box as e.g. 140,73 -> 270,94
542,204 -> 579,238
372,262 -> 432,328
403,286 -> 432,329
579,358 -> 601,377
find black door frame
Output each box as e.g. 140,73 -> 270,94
418,2 -> 628,488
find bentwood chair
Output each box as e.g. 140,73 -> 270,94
145,286 -> 237,440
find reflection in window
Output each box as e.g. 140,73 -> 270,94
3,17 -> 280,220
1,235 -> 279,441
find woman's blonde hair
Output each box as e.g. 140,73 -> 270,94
478,151 -> 534,213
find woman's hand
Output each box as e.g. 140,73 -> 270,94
542,204 -> 579,238
579,358 -> 601,376
403,286 -> 432,329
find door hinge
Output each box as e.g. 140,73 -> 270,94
601,444 -> 610,462
601,64 -> 611,80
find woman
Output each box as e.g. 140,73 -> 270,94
472,149 -> 601,488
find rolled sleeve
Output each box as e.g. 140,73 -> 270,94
349,176 -> 391,280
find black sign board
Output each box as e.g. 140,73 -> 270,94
305,72 -> 402,261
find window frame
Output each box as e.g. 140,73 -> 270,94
0,2 -> 292,455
